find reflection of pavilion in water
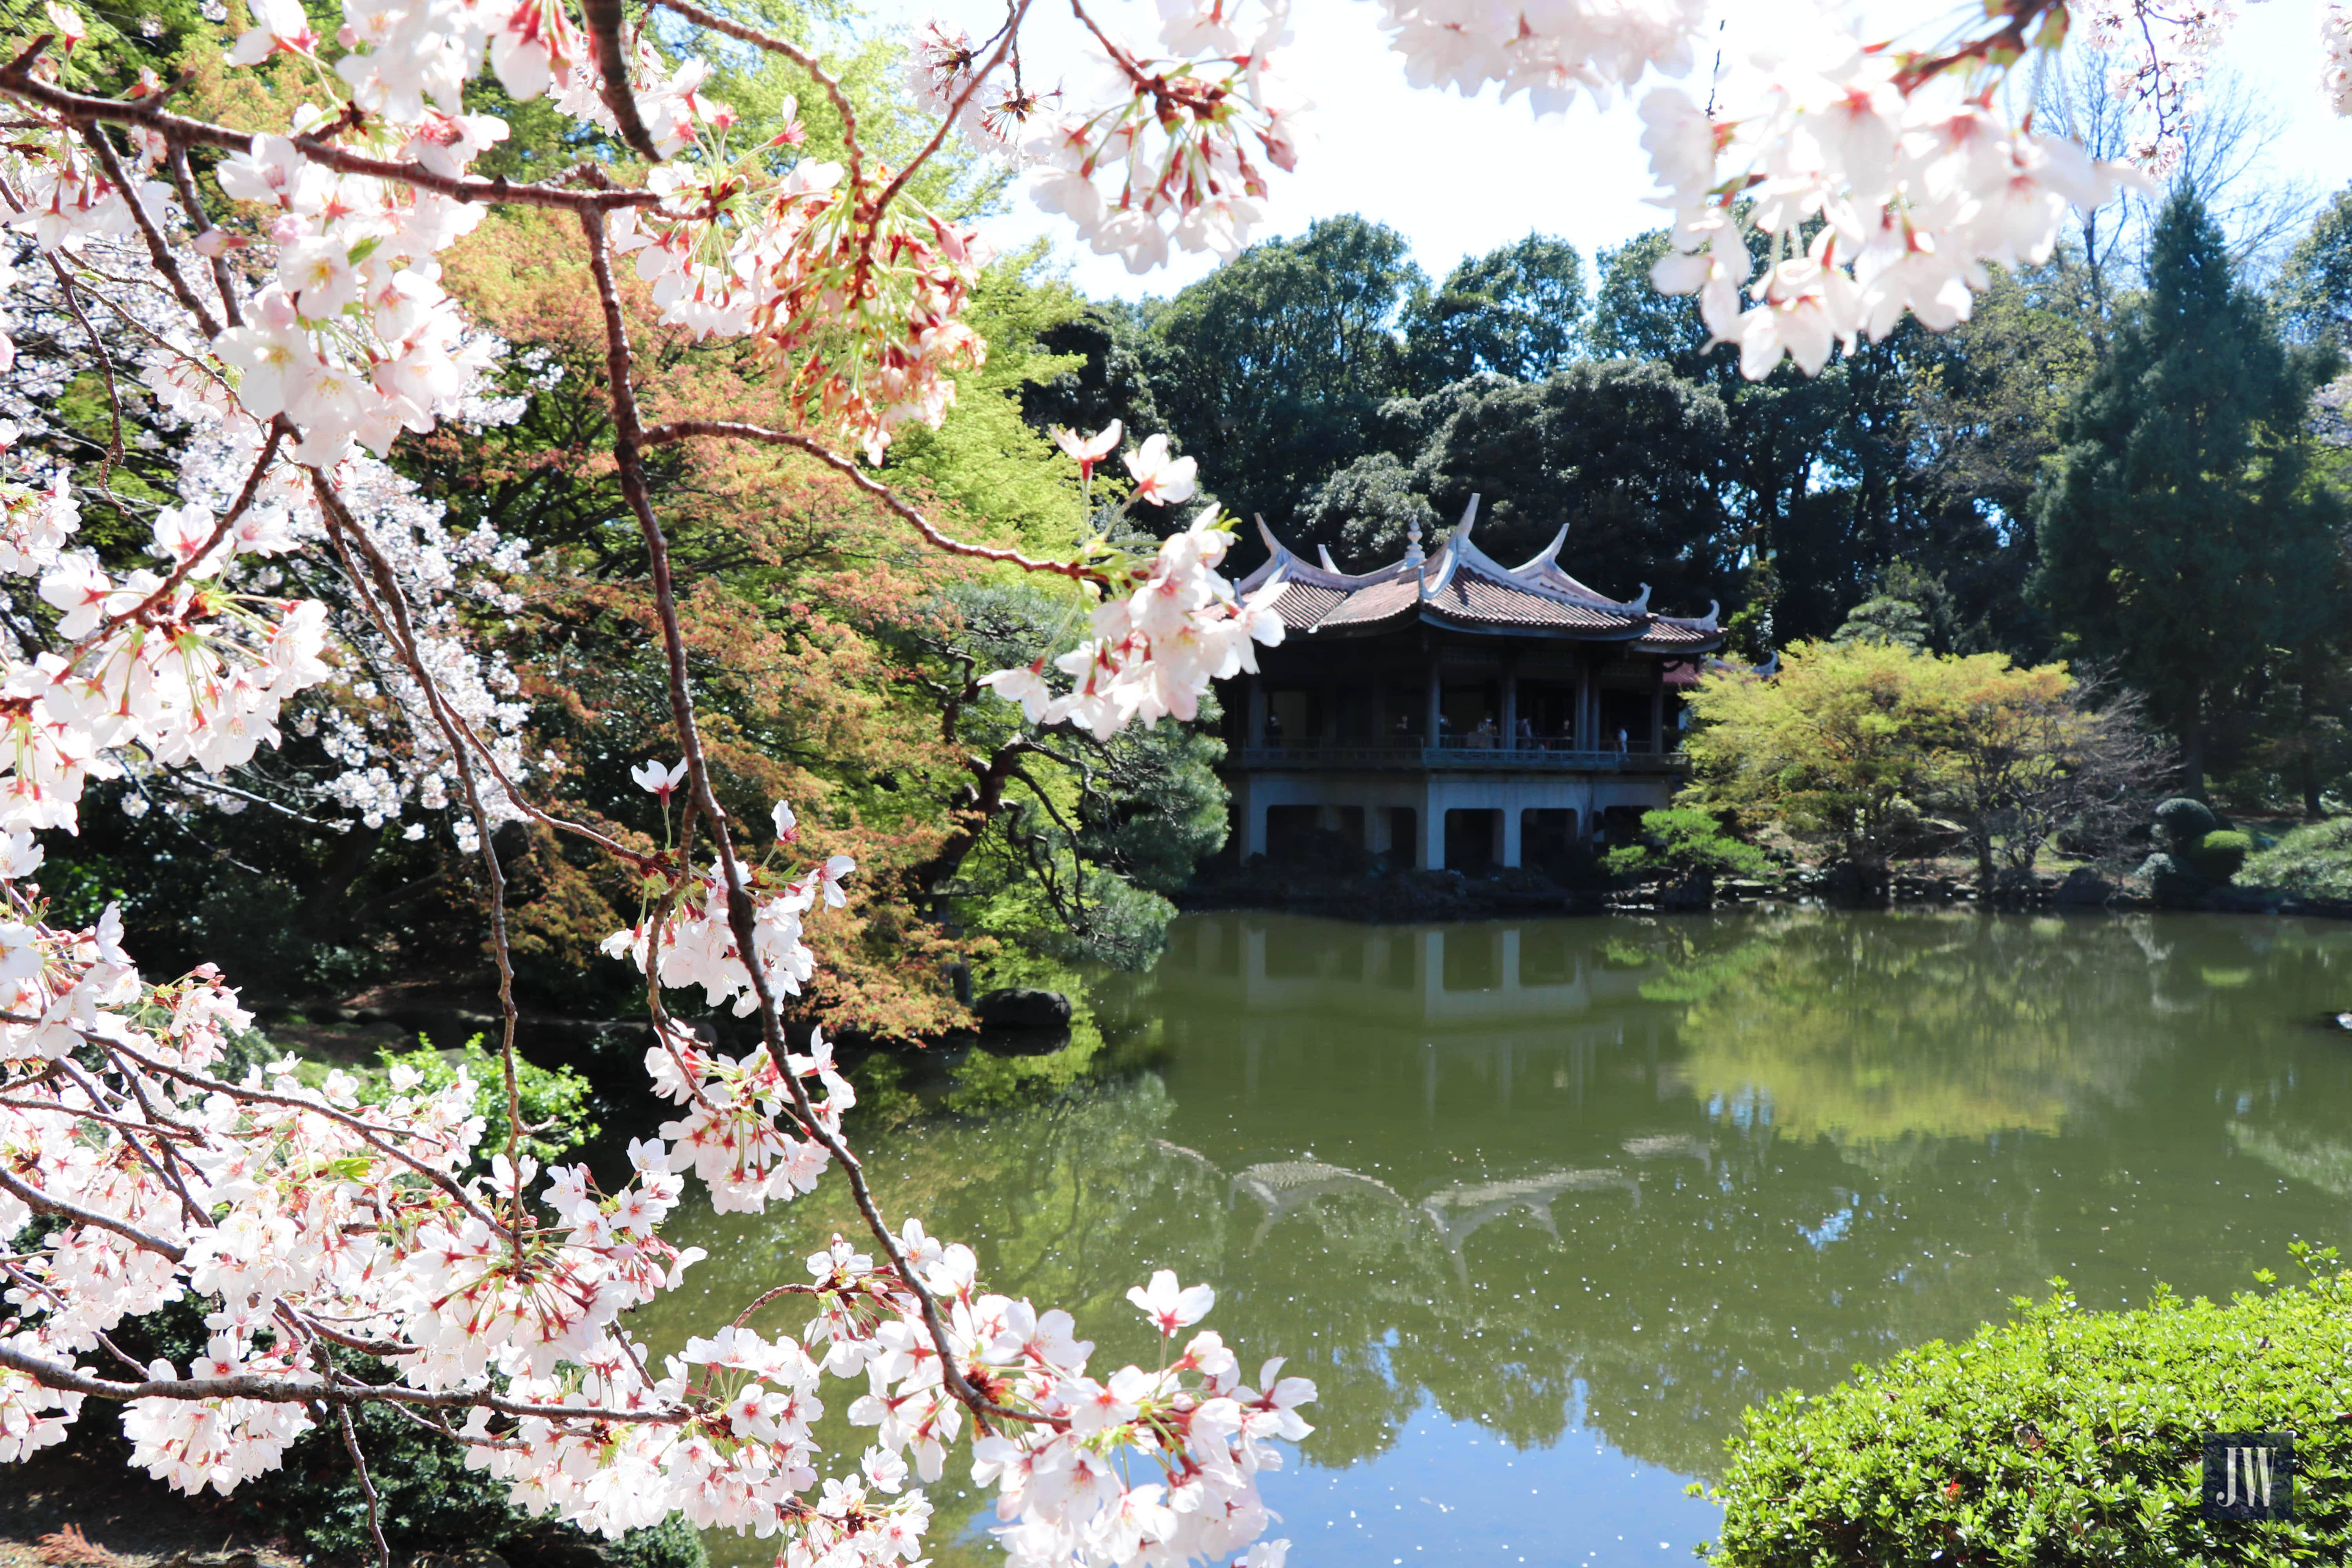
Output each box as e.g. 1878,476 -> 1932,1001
1164,916 -> 1681,1109
1161,915 -> 1727,1269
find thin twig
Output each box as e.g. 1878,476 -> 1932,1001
309,475 -> 529,1226
647,0 -> 864,188
166,143 -> 242,329
640,421 -> 1111,586
83,127 -> 220,340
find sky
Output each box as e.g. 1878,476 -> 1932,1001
864,0 -> 2352,302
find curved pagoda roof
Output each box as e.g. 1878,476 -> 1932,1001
1233,497 -> 1724,655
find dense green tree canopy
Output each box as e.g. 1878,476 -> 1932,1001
1402,234 -> 1587,391
1147,216 -> 1427,540
2279,185 -> 2352,351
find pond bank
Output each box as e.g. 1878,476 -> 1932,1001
1180,854 -> 2352,922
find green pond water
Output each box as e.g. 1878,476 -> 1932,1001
635,908 -> 2352,1568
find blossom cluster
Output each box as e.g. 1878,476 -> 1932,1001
978,427 -> 1287,740
2326,0 -> 2352,116
0,437 -> 332,832
0,814 -> 1309,1568
2075,0 -> 2241,169
1635,29 -> 2150,379
1371,0 -> 1703,114
602,80 -> 993,461
911,0 -> 1305,274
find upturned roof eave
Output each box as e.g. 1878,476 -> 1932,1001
1296,603 -> 1656,642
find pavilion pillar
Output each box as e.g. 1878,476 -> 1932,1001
1501,805 -> 1522,868
1419,779 -> 1444,870
1424,659 -> 1443,750
1237,780 -> 1266,858
1501,657 -> 1519,750
1649,672 -> 1665,754
1576,657 -> 1594,752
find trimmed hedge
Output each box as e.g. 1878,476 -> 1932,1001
1705,1255 -> 2352,1566
2188,829 -> 2252,884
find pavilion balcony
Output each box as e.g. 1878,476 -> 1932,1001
1234,738 -> 1692,773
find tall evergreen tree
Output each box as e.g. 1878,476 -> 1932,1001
2030,189 -> 2346,792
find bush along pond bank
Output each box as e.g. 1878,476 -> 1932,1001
1704,1250 -> 2352,1568
1184,801 -> 2352,922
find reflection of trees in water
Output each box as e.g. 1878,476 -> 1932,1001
1662,909 -> 2194,1144
648,911 -> 2352,1561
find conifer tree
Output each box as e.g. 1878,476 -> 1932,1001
2029,189 -> 2345,791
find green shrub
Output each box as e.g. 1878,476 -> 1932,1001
2242,817 -> 2352,902
1706,1256 -> 2352,1567
2153,796 -> 2219,851
2186,828 -> 2252,883
367,1033 -> 599,1174
1604,807 -> 1775,882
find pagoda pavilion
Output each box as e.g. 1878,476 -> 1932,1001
1221,497 -> 1726,873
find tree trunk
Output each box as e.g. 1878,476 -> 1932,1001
909,740 -> 1034,903
2178,687 -> 2205,798
2299,676 -> 2323,817
1973,830 -> 1996,901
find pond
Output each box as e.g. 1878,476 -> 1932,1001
633,909 -> 2352,1568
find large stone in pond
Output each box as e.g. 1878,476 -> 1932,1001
975,987 -> 1072,1032
2051,868 -> 2112,907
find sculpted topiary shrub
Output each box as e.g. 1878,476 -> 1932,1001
1706,1256 -> 2352,1568
2187,829 -> 2252,884
2154,796 -> 2221,852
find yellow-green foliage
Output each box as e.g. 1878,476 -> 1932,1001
1683,639 -> 2079,870
884,246 -> 1094,557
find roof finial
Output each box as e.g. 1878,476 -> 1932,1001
1402,513 -> 1425,569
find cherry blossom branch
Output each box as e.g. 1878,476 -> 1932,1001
586,211 -> 1043,1433
332,1376 -> 395,1568
103,1036 -> 507,1234
82,125 -> 220,341
866,0 -> 1031,227
0,1165 -> 187,1261
0,1338 -> 695,1423
165,143 -> 242,329
98,423 -> 284,636
309,475 -> 657,872
580,0 -> 664,161
0,53 -> 666,214
639,421 -> 1111,586
309,474 -> 530,1222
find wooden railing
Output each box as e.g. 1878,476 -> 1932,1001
1234,740 -> 1690,773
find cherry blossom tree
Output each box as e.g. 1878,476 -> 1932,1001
0,0 -> 2334,1563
